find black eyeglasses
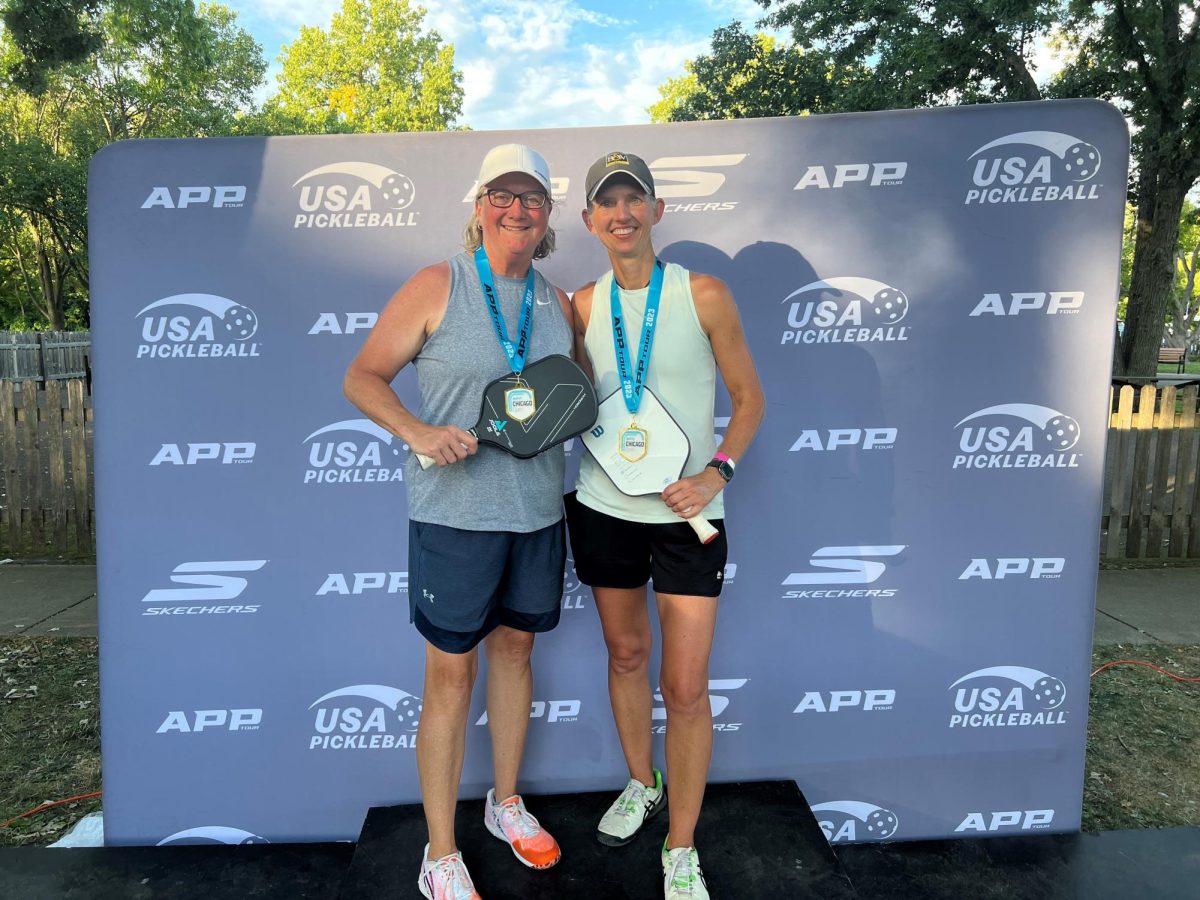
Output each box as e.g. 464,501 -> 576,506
485,189 -> 549,210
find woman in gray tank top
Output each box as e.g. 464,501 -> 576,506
344,144 -> 574,899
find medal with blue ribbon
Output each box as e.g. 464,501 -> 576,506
611,259 -> 664,462
475,246 -> 537,421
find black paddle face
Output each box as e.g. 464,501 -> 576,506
474,354 -> 598,459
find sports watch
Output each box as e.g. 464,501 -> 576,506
706,451 -> 735,483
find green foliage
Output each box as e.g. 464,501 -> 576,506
0,1 -> 268,329
1,0 -> 103,93
649,23 -> 878,122
266,0 -> 463,134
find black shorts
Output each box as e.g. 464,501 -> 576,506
408,518 -> 564,654
564,491 -> 727,597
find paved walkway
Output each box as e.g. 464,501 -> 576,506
2,561 -> 1198,643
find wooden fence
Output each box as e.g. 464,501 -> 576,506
0,378 -> 93,558
1,378 -> 1198,559
1103,383 -> 1200,559
0,331 -> 91,382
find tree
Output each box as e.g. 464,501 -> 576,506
0,2 -> 267,329
659,1 -> 1199,375
649,24 -> 878,122
1168,202 -> 1200,354
1052,2 -> 1200,375
264,0 -> 463,134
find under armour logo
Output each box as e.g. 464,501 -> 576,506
422,589 -> 435,603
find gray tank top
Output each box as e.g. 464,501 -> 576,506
406,251 -> 571,532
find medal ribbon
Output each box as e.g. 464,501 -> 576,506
475,246 -> 535,376
610,259 -> 665,416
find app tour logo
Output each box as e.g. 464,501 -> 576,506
308,684 -> 422,750
150,442 -> 255,466
293,162 -> 418,229
949,666 -> 1067,729
789,428 -> 897,452
317,571 -> 408,596
956,809 -> 1054,832
476,700 -> 581,726
309,312 -> 378,335
959,558 -> 1064,580
953,404 -> 1081,470
135,293 -> 261,360
793,161 -> 906,190
303,419 -> 404,484
793,689 -> 895,714
811,801 -> 900,842
157,708 -> 262,733
142,186 -> 246,209
781,277 -> 910,346
970,291 -> 1084,317
965,131 -> 1101,205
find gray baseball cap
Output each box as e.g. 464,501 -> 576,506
585,151 -> 655,202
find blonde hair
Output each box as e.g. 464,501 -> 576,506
463,190 -> 556,260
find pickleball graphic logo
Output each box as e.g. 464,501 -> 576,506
293,162 -> 419,229
811,801 -> 899,843
157,827 -> 269,846
949,666 -> 1068,729
302,419 -> 404,485
965,131 -> 1103,205
781,277 -> 911,346
953,403 -> 1082,470
308,684 -> 422,750
135,293 -> 261,360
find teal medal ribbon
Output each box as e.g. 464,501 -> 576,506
475,246 -> 537,421
610,259 -> 664,461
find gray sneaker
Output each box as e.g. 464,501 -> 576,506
662,843 -> 709,900
596,768 -> 665,846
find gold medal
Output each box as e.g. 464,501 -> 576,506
618,421 -> 648,462
504,382 -> 536,422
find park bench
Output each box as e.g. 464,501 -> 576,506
1158,347 -> 1187,373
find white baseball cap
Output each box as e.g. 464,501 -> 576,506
477,143 -> 552,194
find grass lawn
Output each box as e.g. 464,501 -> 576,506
1157,359 -> 1200,375
1,637 -> 1197,846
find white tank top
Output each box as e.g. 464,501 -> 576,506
576,262 -> 723,523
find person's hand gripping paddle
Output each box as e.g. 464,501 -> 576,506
580,259 -> 718,544
415,354 -> 597,467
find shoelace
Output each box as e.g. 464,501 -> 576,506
498,801 -> 541,839
617,782 -> 649,818
432,854 -> 472,897
667,849 -> 700,894
430,855 -> 475,900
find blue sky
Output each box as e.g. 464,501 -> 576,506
222,0 -> 774,131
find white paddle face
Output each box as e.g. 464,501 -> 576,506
582,388 -> 718,544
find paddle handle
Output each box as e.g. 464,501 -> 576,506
686,514 -> 719,544
415,429 -> 478,470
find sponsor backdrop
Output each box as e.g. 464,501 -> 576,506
90,100 -> 1127,846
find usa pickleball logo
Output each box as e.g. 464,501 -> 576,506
157,826 -> 269,846
965,131 -> 1102,205
293,161 -> 419,229
302,419 -> 404,485
811,801 -> 900,843
308,684 -> 422,751
135,293 -> 261,360
781,277 -> 911,346
953,403 -> 1082,470
949,666 -> 1068,729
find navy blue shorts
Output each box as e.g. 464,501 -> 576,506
408,518 -> 565,654
564,492 -> 727,598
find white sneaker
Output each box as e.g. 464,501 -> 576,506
662,843 -> 710,899
484,788 -> 561,869
418,844 -> 481,900
597,769 -> 666,846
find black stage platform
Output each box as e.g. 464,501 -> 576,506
2,781 -> 1198,899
